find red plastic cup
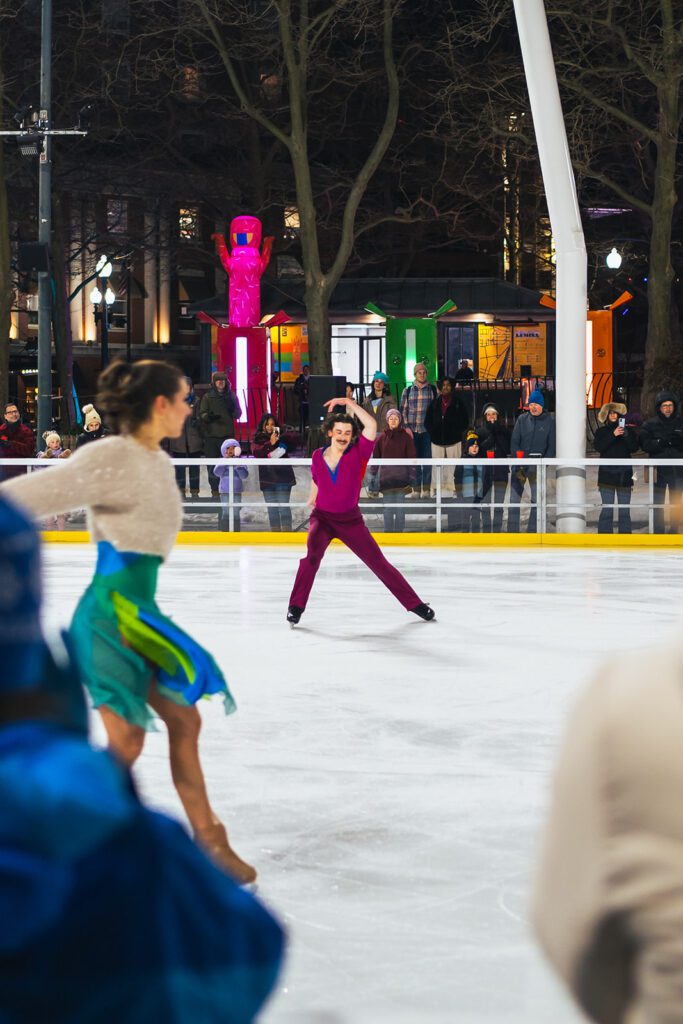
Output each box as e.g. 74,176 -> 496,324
486,451 -> 494,459
516,450 -> 524,458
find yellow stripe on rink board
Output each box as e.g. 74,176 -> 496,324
41,530 -> 683,548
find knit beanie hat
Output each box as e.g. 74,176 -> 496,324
212,371 -> 228,384
465,430 -> 479,451
372,371 -> 389,383
482,403 -> 499,418
220,438 -> 242,457
386,408 -> 401,423
42,430 -> 61,447
528,389 -> 545,408
82,404 -> 101,429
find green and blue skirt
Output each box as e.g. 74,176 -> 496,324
70,541 -> 235,730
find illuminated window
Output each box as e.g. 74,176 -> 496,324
284,206 -> 300,231
179,207 -> 200,241
182,66 -> 201,100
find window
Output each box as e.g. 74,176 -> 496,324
284,205 -> 300,232
181,66 -> 202,100
178,207 -> 200,241
107,198 -> 128,233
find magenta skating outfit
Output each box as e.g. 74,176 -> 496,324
289,433 -> 422,610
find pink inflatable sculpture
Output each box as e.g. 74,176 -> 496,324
211,216 -> 274,328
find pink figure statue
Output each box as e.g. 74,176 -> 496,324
211,216 -> 274,328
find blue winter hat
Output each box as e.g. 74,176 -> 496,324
528,389 -> 545,408
372,371 -> 389,383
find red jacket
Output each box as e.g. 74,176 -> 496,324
0,421 -> 36,479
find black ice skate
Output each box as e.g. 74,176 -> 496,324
411,603 -> 435,621
287,605 -> 304,625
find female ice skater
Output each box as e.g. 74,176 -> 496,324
1,359 -> 256,884
287,396 -> 435,624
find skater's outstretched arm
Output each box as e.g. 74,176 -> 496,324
323,398 -> 377,441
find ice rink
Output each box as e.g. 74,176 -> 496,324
41,543 -> 683,1023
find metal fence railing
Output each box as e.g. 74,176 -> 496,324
4,456 -> 683,537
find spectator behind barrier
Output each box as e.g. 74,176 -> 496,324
252,414 -> 296,532
200,372 -> 242,497
476,403 -> 510,533
592,402 -> 639,535
400,363 -> 437,498
424,375 -> 469,497
168,376 -> 204,499
75,404 -> 109,449
0,493 -> 284,1022
373,407 -> 416,532
508,389 -> 555,534
639,390 -> 683,534
0,402 -> 35,480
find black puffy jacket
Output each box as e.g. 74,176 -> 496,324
640,391 -> 683,469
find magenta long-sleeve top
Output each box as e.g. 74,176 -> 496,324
311,434 -> 375,514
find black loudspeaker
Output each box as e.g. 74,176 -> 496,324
18,242 -> 50,273
520,364 -> 532,377
308,375 -> 347,426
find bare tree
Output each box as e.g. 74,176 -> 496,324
447,0 -> 683,410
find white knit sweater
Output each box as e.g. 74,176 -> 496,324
1,435 -> 182,558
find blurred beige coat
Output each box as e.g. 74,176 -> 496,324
534,642 -> 683,1024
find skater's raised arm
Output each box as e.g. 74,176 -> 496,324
323,398 -> 377,441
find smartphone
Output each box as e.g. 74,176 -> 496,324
618,417 -> 626,428
273,427 -> 280,437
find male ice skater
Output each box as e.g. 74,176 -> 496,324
287,396 -> 434,624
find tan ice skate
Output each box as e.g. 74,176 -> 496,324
195,823 -> 257,885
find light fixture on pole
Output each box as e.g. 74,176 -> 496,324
90,256 -> 115,368
606,247 -> 622,270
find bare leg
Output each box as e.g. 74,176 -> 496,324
99,705 -> 146,767
148,684 -> 256,884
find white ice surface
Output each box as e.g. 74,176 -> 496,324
40,544 -> 683,1024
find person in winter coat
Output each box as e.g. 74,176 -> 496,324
533,628 -> 683,1024
424,376 -> 469,497
0,495 -> 284,1024
252,414 -> 296,532
508,389 -> 556,533
448,432 -> 484,532
592,402 -> 639,534
200,372 -> 243,497
36,430 -> 72,530
373,408 -> 416,532
639,390 -> 683,534
476,403 -> 510,533
213,439 -> 249,532
168,377 -> 203,499
362,372 -> 396,497
75,404 -> 109,450
400,363 -> 437,498
0,401 -> 35,480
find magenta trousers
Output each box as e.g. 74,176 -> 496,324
289,508 -> 422,610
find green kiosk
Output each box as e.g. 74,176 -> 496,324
364,300 -> 456,387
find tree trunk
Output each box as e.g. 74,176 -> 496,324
642,82 -> 680,414
0,53 -> 11,410
304,283 -> 332,374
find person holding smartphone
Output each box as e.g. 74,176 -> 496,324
592,402 -> 639,534
252,414 -> 296,532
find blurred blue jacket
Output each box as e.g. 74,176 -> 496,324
0,721 -> 284,1023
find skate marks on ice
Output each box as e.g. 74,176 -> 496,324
38,545 -> 683,1024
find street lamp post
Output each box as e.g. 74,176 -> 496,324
90,256 -> 115,368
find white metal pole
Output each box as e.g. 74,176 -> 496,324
512,0 -> 587,532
